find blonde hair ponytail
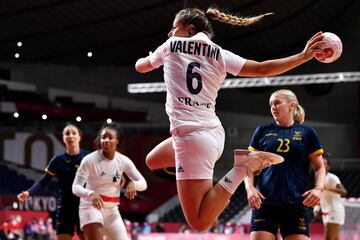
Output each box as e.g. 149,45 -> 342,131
294,104 -> 305,124
206,8 -> 273,27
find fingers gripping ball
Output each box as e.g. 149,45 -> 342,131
315,32 -> 343,63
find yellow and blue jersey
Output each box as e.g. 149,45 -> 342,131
249,123 -> 323,205
45,149 -> 89,209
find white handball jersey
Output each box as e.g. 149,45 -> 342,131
320,172 -> 344,213
149,32 -> 246,130
72,150 -> 147,204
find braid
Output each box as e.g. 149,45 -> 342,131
206,8 -> 273,27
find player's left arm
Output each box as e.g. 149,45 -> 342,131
123,158 -> 147,200
310,153 -> 326,190
124,164 -> 147,192
302,153 -> 326,207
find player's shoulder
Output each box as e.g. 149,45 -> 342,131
49,152 -> 66,163
327,172 -> 340,181
257,122 -> 277,131
168,32 -> 219,47
293,123 -> 315,131
81,150 -> 99,162
114,152 -> 134,168
115,151 -> 132,162
79,149 -> 91,156
291,123 -> 319,136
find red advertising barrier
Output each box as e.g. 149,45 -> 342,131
138,233 -> 246,240
136,232 -> 357,240
0,210 -> 49,228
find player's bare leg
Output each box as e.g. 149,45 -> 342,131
82,223 -> 103,240
57,234 -> 73,240
57,234 -> 85,240
177,179 -> 232,232
177,149 -> 283,232
324,223 -> 341,240
146,137 -> 175,170
146,137 -> 176,181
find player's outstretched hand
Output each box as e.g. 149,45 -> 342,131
302,187 -> 322,207
125,181 -> 137,200
302,32 -> 325,59
246,185 -> 265,210
17,191 -> 29,202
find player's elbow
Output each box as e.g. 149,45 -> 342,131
341,189 -> 348,197
135,59 -> 148,73
135,62 -> 145,73
143,183 -> 148,191
140,180 -> 148,191
72,183 -> 79,197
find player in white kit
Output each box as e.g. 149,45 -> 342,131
314,153 -> 347,240
135,7 -> 325,232
72,123 -> 147,240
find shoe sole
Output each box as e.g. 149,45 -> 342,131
234,149 -> 284,165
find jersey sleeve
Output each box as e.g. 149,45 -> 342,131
45,156 -> 59,176
328,174 -> 341,188
248,126 -> 263,151
306,127 -> 324,157
72,157 -> 94,199
122,156 -> 147,192
222,49 -> 246,76
27,174 -> 53,195
149,41 -> 168,68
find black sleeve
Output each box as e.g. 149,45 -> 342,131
27,173 -> 53,195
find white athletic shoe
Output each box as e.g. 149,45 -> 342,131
234,149 -> 284,175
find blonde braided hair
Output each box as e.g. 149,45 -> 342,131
175,8 -> 273,39
206,8 -> 273,27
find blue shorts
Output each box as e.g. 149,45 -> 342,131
250,204 -> 309,238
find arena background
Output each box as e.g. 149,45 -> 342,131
0,0 -> 359,239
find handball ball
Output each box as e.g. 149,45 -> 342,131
315,32 -> 342,63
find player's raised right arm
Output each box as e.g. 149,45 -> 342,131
238,32 -> 324,77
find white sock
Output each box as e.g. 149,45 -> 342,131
218,166 -> 248,194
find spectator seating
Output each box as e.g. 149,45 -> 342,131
0,85 -> 147,123
0,162 -> 57,196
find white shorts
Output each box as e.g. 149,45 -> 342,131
79,202 -> 128,240
171,125 -> 225,180
322,209 -> 345,225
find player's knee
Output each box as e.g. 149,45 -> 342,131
187,220 -> 211,233
145,153 -> 156,170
